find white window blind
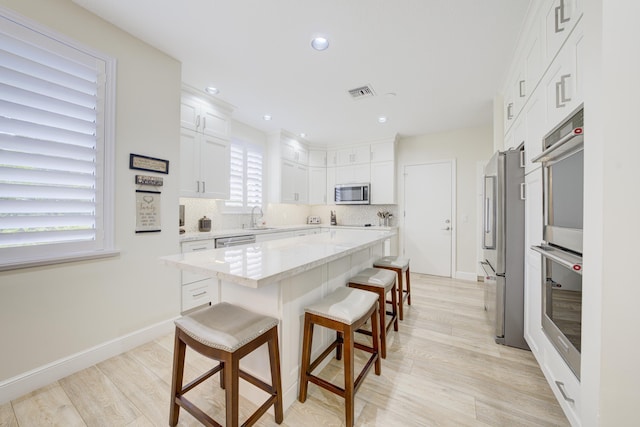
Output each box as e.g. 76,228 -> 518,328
0,10 -> 115,269
225,140 -> 263,210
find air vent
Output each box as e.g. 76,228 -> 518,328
348,85 -> 376,100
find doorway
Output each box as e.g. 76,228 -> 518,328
403,161 -> 455,277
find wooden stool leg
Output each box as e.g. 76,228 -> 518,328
169,330 -> 186,427
298,314 -> 314,403
390,283 -> 399,332
267,328 -> 284,424
343,326 -> 355,427
370,305 -> 381,375
406,267 -> 412,305
336,331 -> 343,361
397,269 -> 405,320
378,288 -> 387,359
224,353 -> 240,427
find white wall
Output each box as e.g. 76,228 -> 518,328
582,0 -> 640,424
397,126 -> 493,279
0,0 -> 181,396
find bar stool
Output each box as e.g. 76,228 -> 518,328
169,302 -> 283,427
373,256 -> 412,320
347,267 -> 398,359
299,287 -> 381,427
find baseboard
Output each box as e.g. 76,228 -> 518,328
0,317 -> 177,405
454,271 -> 478,282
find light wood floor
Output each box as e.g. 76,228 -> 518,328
0,274 -> 569,426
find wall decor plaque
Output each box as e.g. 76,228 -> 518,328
135,190 -> 161,233
130,153 -> 169,174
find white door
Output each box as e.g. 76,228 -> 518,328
404,161 -> 454,276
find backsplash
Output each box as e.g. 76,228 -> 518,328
180,198 -> 397,231
310,205 -> 398,227
179,198 -> 311,232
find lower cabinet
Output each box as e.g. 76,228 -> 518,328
180,240 -> 218,313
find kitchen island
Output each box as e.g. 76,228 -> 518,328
161,228 -> 396,410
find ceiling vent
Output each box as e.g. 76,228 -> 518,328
348,85 -> 376,100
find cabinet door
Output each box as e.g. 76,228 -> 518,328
524,18 -> 543,96
326,150 -> 338,167
544,0 -> 581,64
200,135 -> 230,199
370,161 -> 395,204
524,89 -> 546,174
200,105 -> 229,138
179,128 -> 200,197
280,160 -> 297,203
543,21 -> 583,128
308,150 -> 327,167
352,145 -> 371,164
370,141 -> 395,163
308,166 -> 327,204
180,98 -> 200,131
335,164 -> 369,184
524,168 -> 543,352
326,166 -> 336,205
336,148 -> 353,166
295,164 -> 309,203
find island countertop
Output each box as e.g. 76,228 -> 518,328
162,228 -> 395,288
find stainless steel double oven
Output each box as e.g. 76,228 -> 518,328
532,104 -> 584,379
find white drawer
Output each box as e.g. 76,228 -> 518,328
543,343 -> 581,425
181,240 -> 214,285
181,280 -> 211,312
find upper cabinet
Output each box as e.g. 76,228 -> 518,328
267,130 -> 309,204
543,0 -> 582,65
370,140 -> 397,204
179,86 -> 233,199
336,145 -> 370,166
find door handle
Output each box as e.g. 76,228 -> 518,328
441,227 -> 451,231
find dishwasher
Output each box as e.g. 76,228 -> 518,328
214,234 -> 256,248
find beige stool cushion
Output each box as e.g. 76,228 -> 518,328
305,287 -> 378,325
175,302 -> 279,352
374,256 -> 410,271
348,268 -> 396,291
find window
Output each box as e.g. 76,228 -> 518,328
0,9 -> 116,270
225,139 -> 263,211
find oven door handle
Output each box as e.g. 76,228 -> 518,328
532,130 -> 583,164
531,245 -> 583,275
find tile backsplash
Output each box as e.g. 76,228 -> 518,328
179,198 -> 397,231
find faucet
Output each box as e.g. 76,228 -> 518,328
250,206 -> 263,228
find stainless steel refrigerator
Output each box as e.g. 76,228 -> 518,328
481,148 -> 528,350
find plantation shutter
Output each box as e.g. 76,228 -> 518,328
0,13 -> 109,266
225,140 -> 263,210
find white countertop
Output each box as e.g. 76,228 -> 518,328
179,224 -> 396,242
163,228 -> 396,288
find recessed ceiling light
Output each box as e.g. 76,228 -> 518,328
311,36 -> 329,51
205,86 -> 219,95
300,133 -> 307,138
378,116 -> 388,124
263,114 -> 272,121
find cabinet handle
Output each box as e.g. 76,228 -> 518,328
202,117 -> 206,131
507,103 -> 514,120
519,80 -> 526,98
202,181 -> 206,193
555,74 -> 572,108
520,149 -> 526,168
554,381 -> 575,403
520,183 -> 526,200
197,180 -> 200,193
554,0 -> 569,33
196,115 -> 200,129
192,291 -> 207,298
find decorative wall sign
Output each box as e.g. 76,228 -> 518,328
130,153 -> 169,174
135,190 -> 161,233
135,174 -> 164,186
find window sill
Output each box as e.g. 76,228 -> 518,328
0,250 -> 121,272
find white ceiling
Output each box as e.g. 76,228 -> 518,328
72,0 -> 530,146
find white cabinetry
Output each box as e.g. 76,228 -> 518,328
268,131 -> 309,204
308,150 -> 327,167
326,167 -> 336,205
179,128 -> 230,199
336,145 -> 370,166
543,20 -> 583,128
181,240 -> 218,313
543,0 -> 582,64
335,163 -> 370,184
179,87 -> 232,199
369,140 -> 397,205
308,166 -> 327,204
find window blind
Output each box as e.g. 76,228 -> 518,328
225,140 -> 263,210
0,11 -> 113,268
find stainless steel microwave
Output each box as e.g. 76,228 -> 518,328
335,183 -> 370,205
